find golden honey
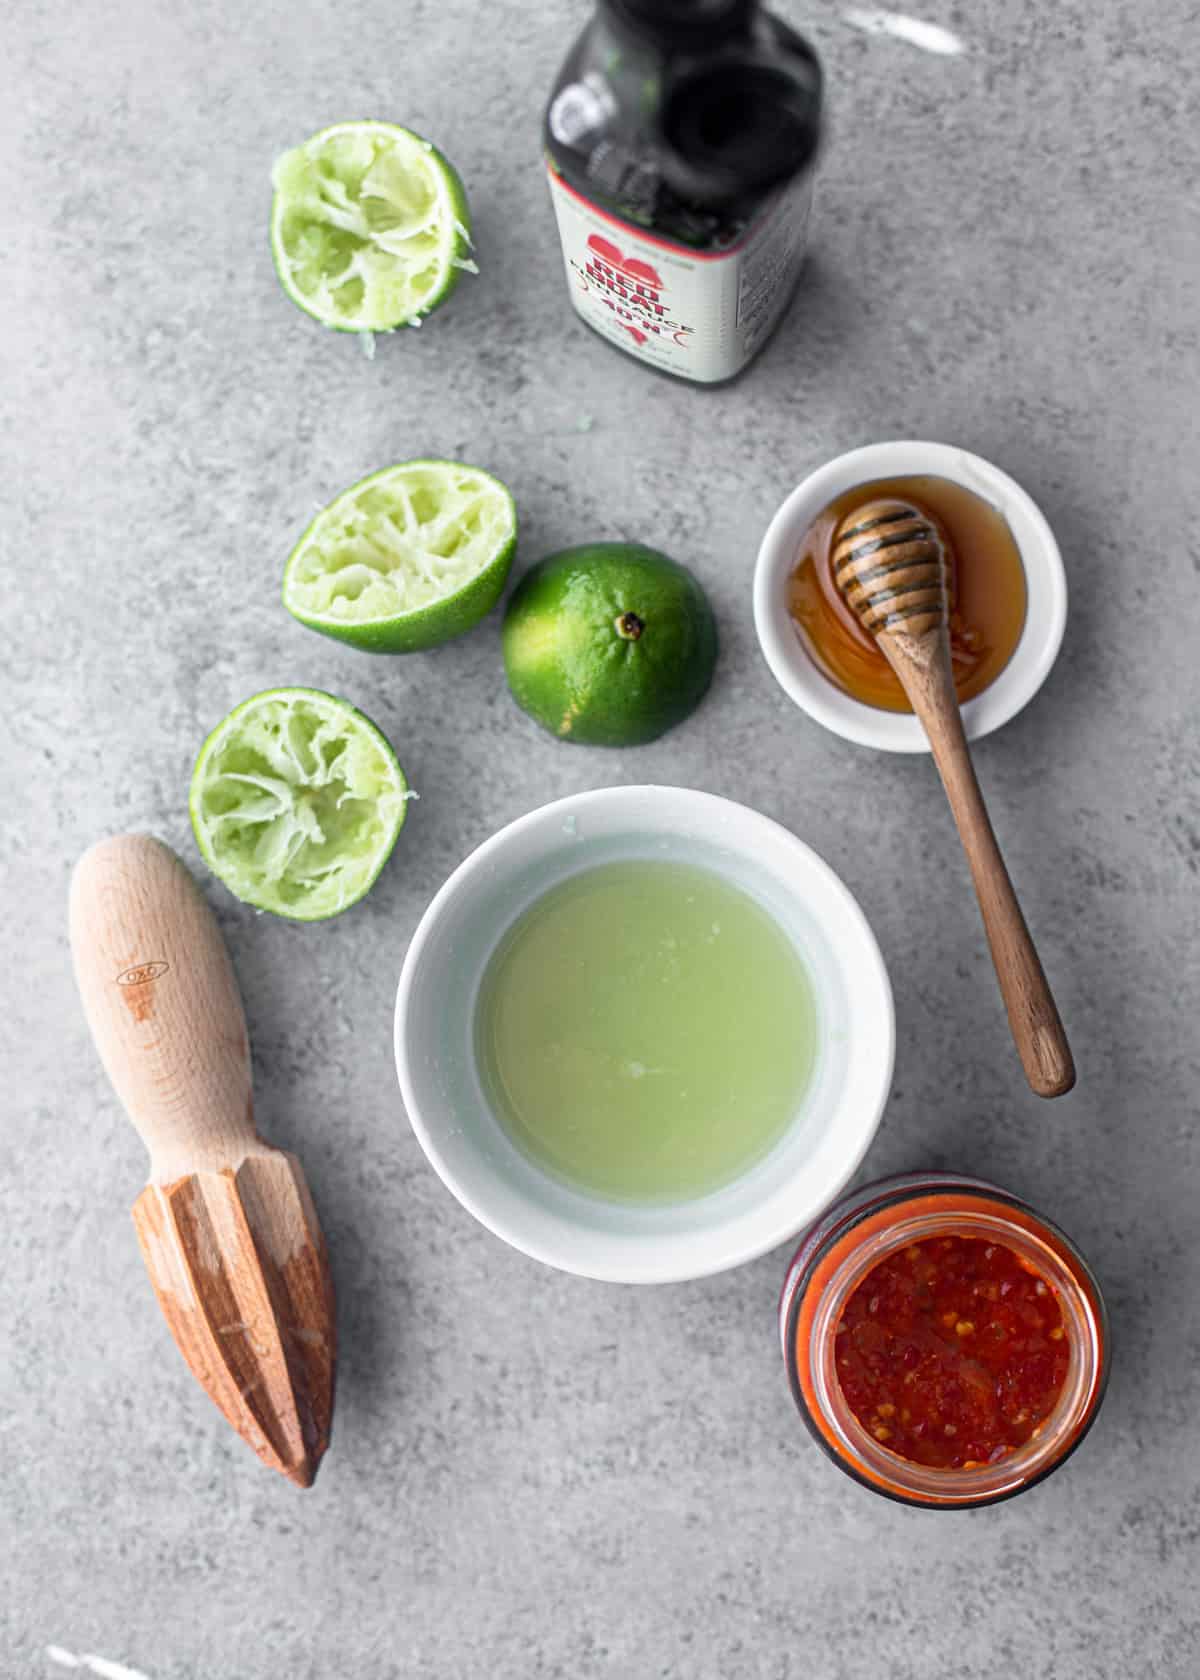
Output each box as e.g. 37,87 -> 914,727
787,475 -> 1027,713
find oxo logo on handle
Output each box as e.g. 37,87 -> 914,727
116,961 -> 170,987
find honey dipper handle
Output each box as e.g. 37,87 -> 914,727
880,631 -> 1076,1098
70,834 -> 269,1180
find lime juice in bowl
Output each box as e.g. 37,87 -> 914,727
475,858 -> 818,1203
394,786 -> 894,1284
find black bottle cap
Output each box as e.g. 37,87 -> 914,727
660,47 -> 822,204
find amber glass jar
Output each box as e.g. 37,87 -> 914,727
780,1173 -> 1109,1508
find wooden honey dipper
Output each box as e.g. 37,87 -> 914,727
832,498 -> 1075,1097
70,834 -> 336,1485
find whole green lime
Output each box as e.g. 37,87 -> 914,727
501,543 -> 718,746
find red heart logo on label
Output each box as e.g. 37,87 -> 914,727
586,235 -> 663,291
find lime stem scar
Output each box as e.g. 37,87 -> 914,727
615,611 -> 645,640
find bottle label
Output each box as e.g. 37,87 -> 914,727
546,166 -> 812,383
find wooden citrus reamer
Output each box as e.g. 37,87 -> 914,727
832,499 -> 1074,1098
70,834 -> 336,1485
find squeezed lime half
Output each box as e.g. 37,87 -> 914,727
283,460 -> 517,652
270,121 -> 474,333
190,688 -> 408,919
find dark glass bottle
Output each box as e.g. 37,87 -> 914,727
544,0 -> 822,382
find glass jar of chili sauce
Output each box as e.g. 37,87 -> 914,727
780,1173 -> 1109,1507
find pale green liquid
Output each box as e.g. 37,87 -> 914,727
475,860 -> 817,1203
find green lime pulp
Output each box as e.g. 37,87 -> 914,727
283,460 -> 517,652
270,121 -> 475,333
190,687 -> 408,920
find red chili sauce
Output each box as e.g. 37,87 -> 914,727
834,1235 -> 1070,1470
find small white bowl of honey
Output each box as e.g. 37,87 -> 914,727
753,441 -> 1068,752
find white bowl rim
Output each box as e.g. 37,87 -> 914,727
394,785 -> 895,1285
753,440 -> 1068,753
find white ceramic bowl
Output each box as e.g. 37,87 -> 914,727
754,441 -> 1068,752
394,786 -> 894,1284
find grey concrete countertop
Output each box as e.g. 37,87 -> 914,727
6,0 -> 1199,1674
